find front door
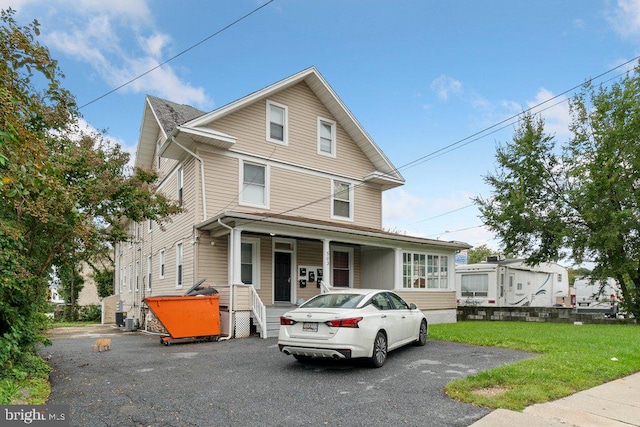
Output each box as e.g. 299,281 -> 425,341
274,252 -> 291,302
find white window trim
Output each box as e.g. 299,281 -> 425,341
135,260 -> 140,292
401,251 -> 452,291
266,99 -> 288,145
176,242 -> 184,288
159,249 -> 165,279
331,246 -> 354,288
241,237 -> 261,289
177,167 -> 184,206
239,160 -> 270,209
331,179 -> 354,221
317,117 -> 337,158
147,255 -> 152,291
128,263 -> 133,292
148,218 -> 153,234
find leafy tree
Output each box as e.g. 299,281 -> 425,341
0,9 -> 179,382
467,244 -> 499,264
475,65 -> 640,318
568,267 -> 591,287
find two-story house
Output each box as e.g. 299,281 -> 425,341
113,67 -> 470,338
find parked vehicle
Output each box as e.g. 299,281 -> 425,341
456,257 -> 569,307
574,277 -> 621,317
278,289 -> 427,368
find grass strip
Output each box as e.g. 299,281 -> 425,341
430,321 -> 640,410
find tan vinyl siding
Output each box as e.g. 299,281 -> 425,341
395,290 -> 457,311
208,82 -> 378,181
196,235 -> 229,287
199,150 -> 382,229
129,158 -> 199,300
353,184 -> 382,228
257,235 -> 272,302
200,150 -> 239,218
295,240 -> 324,302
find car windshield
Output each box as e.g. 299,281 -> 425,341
301,293 -> 365,309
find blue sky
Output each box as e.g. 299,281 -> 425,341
4,0 -> 640,258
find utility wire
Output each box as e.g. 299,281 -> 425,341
78,0 -> 275,109
232,57 -> 640,233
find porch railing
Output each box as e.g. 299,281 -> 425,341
247,285 -> 267,339
320,280 -> 332,294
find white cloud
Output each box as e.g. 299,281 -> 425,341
23,0 -> 212,109
430,75 -> 463,101
607,0 -> 640,38
383,188 -> 425,221
527,88 -> 572,139
500,88 -> 572,140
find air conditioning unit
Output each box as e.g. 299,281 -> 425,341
125,318 -> 137,332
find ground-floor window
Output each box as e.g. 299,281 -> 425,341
461,274 -> 488,297
332,247 -> 352,287
403,252 -> 450,289
241,238 -> 260,288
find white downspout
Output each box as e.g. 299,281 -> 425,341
170,136 -> 207,220
217,218 -> 234,341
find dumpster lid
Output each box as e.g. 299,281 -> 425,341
185,278 -> 207,296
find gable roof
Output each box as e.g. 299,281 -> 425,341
182,67 -> 404,185
135,96 -> 207,169
136,67 -> 404,187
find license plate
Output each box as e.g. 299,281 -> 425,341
303,322 -> 318,332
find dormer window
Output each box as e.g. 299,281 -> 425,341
318,117 -> 336,157
266,100 -> 288,144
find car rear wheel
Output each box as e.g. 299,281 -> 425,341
369,331 -> 387,368
415,320 -> 427,346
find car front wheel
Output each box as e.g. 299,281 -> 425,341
369,331 -> 388,368
415,319 -> 427,346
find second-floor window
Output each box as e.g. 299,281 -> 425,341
159,249 -> 165,279
332,180 -> 352,220
318,117 -> 336,157
177,167 -> 183,206
176,243 -> 183,288
241,161 -> 268,208
267,100 -> 287,144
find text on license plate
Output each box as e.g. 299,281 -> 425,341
303,322 -> 318,332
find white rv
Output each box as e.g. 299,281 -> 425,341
456,258 -> 569,307
573,277 -> 620,315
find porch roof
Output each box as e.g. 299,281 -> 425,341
196,211 -> 471,251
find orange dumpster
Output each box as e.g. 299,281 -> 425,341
144,295 -> 221,345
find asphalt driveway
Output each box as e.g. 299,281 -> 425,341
42,325 -> 532,427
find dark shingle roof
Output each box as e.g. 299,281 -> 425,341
146,95 -> 206,135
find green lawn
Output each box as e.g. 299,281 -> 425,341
430,321 -> 640,411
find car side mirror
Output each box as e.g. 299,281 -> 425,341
409,303 -> 417,310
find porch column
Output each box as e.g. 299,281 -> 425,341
394,248 -> 403,290
322,239 -> 331,286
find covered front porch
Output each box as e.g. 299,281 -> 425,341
196,211 -> 469,338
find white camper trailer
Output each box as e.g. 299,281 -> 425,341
573,277 -> 620,315
456,258 -> 569,307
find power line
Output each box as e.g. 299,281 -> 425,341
411,203 -> 474,224
233,57 -> 640,232
78,1 -> 275,109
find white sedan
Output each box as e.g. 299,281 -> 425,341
277,289 -> 428,368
